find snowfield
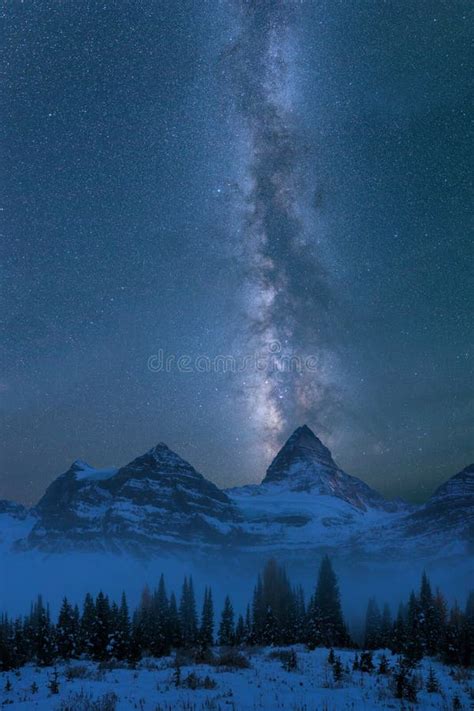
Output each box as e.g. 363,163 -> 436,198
0,647 -> 472,711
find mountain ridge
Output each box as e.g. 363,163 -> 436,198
1,425 -> 472,561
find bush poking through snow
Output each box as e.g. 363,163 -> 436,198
214,649 -> 250,669
359,650 -> 374,672
48,669 -> 60,694
268,648 -> 298,671
181,671 -> 217,690
377,653 -> 389,674
57,690 -> 118,711
426,664 -> 440,693
332,656 -> 344,683
65,665 -> 91,681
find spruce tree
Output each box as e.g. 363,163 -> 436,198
405,591 -> 423,663
419,572 -> 437,656
218,595 -> 235,646
80,593 -> 96,657
168,592 -> 182,649
57,597 -> 79,660
93,591 -> 112,661
234,614 -> 246,645
153,574 -> 170,656
30,596 -> 55,666
179,577 -> 198,647
199,587 -> 214,648
307,556 -> 349,648
391,603 -> 407,654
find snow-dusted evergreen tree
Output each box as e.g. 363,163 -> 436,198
405,591 -> 423,663
168,592 -> 182,648
251,574 -> 265,643
391,603 -> 407,654
218,595 -> 235,646
29,596 -> 55,666
307,556 -> 349,649
132,585 -> 153,657
179,577 -> 198,647
111,592 -> 131,660
80,593 -> 96,657
419,572 -> 437,655
152,574 -> 170,656
294,585 -> 306,643
234,614 -> 246,645
199,587 -> 214,648
56,597 -> 78,659
93,591 -> 112,661
250,559 -> 299,645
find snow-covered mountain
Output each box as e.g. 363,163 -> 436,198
0,427 -> 472,564
23,444 -> 239,555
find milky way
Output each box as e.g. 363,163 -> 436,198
224,2 -> 338,452
1,1 -> 472,503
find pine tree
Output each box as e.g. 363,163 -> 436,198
168,592 -> 182,649
179,577 -> 198,647
234,614 -> 246,645
307,556 -> 349,648
93,591 -> 112,660
405,591 -> 423,663
30,596 -> 55,666
419,572 -> 437,656
218,595 -> 235,646
132,584 -> 153,658
294,585 -> 306,643
442,602 -> 464,666
111,592 -> 131,660
251,574 -> 265,642
80,593 -> 96,657
391,603 -> 407,654
152,574 -> 170,657
426,665 -> 439,693
57,597 -> 78,659
199,587 -> 214,648
364,598 -> 382,649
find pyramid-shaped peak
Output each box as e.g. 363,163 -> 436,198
263,425 -> 338,484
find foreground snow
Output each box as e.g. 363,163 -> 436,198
0,647 -> 472,710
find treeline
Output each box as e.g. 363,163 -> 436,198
0,557 -> 472,671
364,571 -> 474,667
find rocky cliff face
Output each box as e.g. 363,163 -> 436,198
26,444 -> 238,554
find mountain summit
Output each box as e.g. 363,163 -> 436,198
263,425 -> 338,484
260,425 -> 401,513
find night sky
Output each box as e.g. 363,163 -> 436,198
1,1 -> 472,505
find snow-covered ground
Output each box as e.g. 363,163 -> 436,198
0,647 -> 472,710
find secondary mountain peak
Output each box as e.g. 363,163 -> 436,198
263,425 -> 338,484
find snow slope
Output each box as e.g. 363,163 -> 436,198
0,647 -> 471,711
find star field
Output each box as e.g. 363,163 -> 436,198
1,1 -> 472,505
